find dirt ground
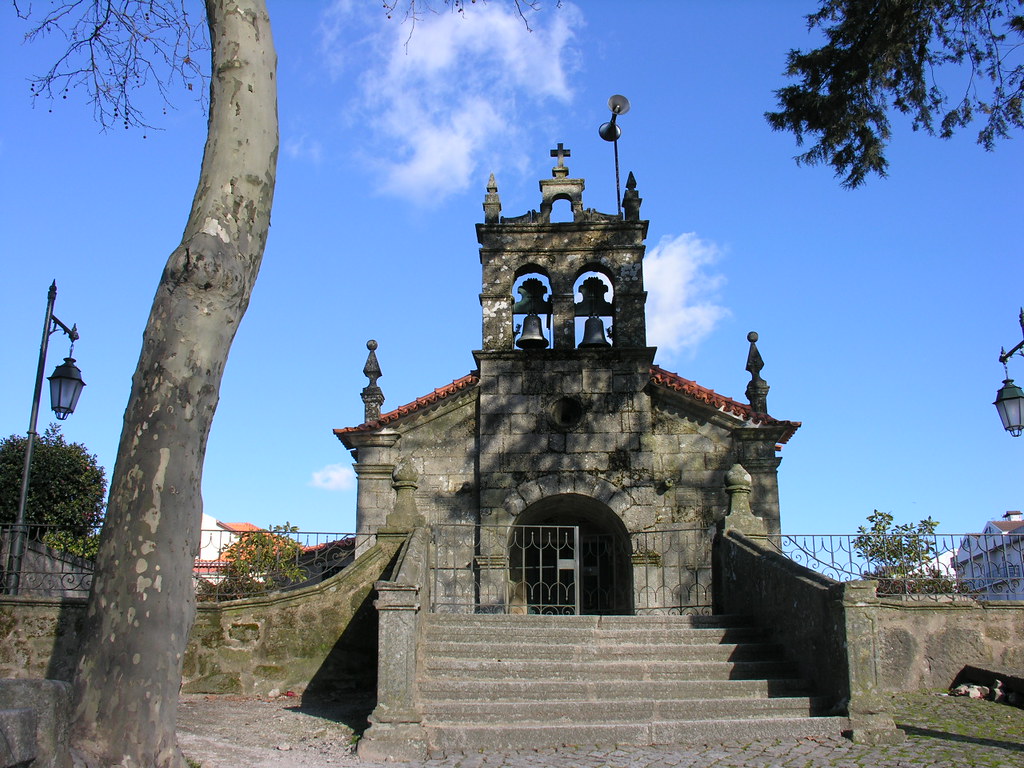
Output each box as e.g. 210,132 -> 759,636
176,693 -> 374,768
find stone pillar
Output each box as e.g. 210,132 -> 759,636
480,290 -> 514,350
842,580 -> 907,745
551,292 -> 575,349
359,528 -> 430,762
347,431 -> 400,558
358,582 -> 428,761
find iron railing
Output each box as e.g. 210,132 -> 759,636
0,525 -> 355,600
431,524 -> 712,615
193,529 -> 356,601
0,524 -> 95,597
774,532 -> 1024,599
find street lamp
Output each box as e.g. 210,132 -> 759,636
598,94 -> 630,217
994,308 -> 1024,437
4,281 -> 85,594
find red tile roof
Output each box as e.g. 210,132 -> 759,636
335,372 -> 480,435
649,365 -> 801,443
336,365 -> 799,443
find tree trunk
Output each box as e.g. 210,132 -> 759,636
71,1 -> 277,765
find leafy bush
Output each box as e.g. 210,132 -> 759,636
853,510 -> 959,594
0,423 -> 105,557
196,524 -> 304,601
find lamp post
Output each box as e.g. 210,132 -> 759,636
598,94 -> 630,217
4,282 -> 85,595
994,308 -> 1024,437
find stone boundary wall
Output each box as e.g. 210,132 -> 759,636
0,537 -> 404,698
714,528 -> 849,709
716,529 -> 1024,701
849,592 -> 1024,692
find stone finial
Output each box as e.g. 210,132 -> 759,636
622,171 -> 642,220
483,173 -> 502,223
361,339 -> 385,422
389,459 -> 424,530
744,331 -> 770,414
723,463 -> 767,536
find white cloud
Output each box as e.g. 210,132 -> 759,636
645,233 -> 729,359
318,1 -> 582,205
310,463 -> 356,491
283,134 -> 324,165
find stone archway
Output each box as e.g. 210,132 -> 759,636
509,494 -> 632,615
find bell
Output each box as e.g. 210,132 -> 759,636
516,314 -> 549,349
579,316 -> 611,348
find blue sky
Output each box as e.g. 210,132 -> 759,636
2,2 -> 1021,536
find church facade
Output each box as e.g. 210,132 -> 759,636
335,151 -> 799,616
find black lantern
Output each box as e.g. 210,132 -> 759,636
994,378 -> 1024,437
995,309 -> 1024,437
48,356 -> 86,420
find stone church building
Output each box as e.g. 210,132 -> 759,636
335,150 -> 799,618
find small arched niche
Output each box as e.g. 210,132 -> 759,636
573,269 -> 615,348
511,270 -> 552,350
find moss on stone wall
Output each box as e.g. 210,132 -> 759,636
1,536 -> 403,697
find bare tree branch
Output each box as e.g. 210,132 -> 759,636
13,0 -> 209,131
381,0 -> 550,41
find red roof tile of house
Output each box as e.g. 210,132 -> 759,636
218,521 -> 262,533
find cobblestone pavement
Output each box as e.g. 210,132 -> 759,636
178,691 -> 1024,768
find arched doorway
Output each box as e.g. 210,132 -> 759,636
508,494 -> 632,615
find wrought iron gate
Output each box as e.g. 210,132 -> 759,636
431,523 -> 712,615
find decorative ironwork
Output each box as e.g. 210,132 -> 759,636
193,529 -> 356,601
0,524 -> 94,597
0,526 -> 355,601
774,532 -> 1024,599
431,524 -> 712,615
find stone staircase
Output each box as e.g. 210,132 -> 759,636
416,613 -> 849,752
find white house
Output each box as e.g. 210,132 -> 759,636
954,511 -> 1024,600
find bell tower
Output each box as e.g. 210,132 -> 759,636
473,148 -> 658,526
476,146 -> 649,355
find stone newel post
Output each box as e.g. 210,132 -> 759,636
358,527 -> 430,761
722,463 -> 768,537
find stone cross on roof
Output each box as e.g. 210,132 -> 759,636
550,143 -> 571,178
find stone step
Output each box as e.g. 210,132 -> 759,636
424,624 -> 767,645
418,677 -> 813,701
422,695 -> 831,723
422,639 -> 783,662
421,657 -> 800,682
425,613 -> 752,630
423,716 -> 851,753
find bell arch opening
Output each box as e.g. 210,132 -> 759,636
508,494 -> 632,615
573,270 -> 614,349
512,272 -> 552,350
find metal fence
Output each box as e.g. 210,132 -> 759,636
431,523 -> 712,615
0,525 -> 355,601
1,524 -> 95,597
774,532 -> 1024,599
